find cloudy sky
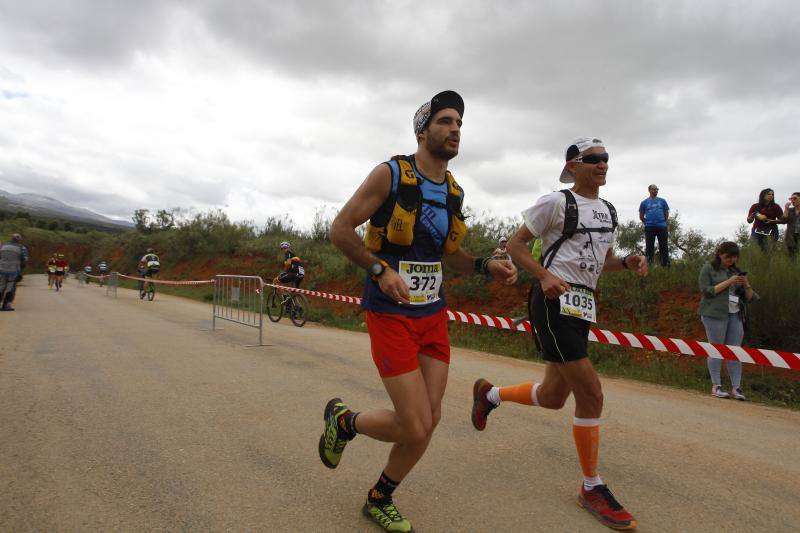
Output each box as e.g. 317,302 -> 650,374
1,0 -> 798,239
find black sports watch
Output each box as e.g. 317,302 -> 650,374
369,260 -> 389,280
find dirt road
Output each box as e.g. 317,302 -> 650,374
1,274 -> 798,532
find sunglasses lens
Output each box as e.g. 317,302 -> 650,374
581,153 -> 609,164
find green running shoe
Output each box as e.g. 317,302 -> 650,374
318,397 -> 352,469
362,499 -> 414,532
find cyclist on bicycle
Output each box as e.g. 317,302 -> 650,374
138,248 -> 161,292
273,241 -> 304,302
274,241 -> 304,287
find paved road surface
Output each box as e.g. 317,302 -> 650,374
1,275 -> 798,532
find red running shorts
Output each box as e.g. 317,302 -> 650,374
365,308 -> 451,378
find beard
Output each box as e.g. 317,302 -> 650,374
426,134 -> 459,161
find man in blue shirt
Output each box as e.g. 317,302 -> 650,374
639,184 -> 670,266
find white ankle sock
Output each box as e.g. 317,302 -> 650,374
486,386 -> 501,405
583,475 -> 603,491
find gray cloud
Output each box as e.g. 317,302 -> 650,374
0,0 -> 797,238
0,0 -> 180,68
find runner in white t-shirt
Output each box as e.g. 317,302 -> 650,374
470,137 -> 648,531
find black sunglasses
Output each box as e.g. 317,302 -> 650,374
575,153 -> 609,164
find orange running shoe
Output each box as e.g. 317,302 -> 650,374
471,378 -> 496,431
578,484 -> 637,530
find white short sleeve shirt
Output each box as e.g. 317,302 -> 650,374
522,191 -> 615,290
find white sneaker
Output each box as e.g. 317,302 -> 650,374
731,388 -> 747,401
711,385 -> 730,398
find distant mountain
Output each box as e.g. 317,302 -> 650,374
0,190 -> 133,229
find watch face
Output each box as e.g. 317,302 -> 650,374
371,262 -> 384,276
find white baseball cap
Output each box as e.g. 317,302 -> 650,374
559,136 -> 605,184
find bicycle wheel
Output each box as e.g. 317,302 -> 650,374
266,289 -> 283,322
289,294 -> 308,327
147,284 -> 155,301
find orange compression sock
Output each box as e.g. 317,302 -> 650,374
498,383 -> 535,405
572,418 -> 600,477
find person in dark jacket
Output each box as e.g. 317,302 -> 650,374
746,188 -> 783,252
698,242 -> 759,400
781,192 -> 800,258
0,234 -> 26,311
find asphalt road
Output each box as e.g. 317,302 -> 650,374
1,274 -> 799,532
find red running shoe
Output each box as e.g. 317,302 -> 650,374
578,484 -> 637,530
471,378 -> 496,431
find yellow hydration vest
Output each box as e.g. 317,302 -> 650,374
364,155 -> 467,256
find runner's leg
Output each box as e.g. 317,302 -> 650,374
382,355 -> 447,481
355,368 -> 435,454
551,359 -> 604,489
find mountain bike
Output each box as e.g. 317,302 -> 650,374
139,280 -> 155,301
266,287 -> 308,327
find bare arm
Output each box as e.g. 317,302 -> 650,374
330,164 -> 412,303
603,248 -> 648,276
443,247 -> 517,284
330,163 -> 391,269
507,223 -> 570,298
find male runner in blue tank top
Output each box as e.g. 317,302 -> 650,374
322,90 -> 517,532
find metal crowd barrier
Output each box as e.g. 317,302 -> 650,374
106,272 -> 118,298
212,275 -> 266,346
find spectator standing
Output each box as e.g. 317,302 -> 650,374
747,188 -> 783,252
2,244 -> 27,309
698,242 -> 758,400
782,192 -> 800,258
492,237 -> 510,259
0,233 -> 26,311
639,184 -> 670,266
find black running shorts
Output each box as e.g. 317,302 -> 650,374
529,284 -> 591,363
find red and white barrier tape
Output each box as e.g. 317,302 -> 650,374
261,283 -> 362,304
263,282 -> 800,370
117,273 -> 215,285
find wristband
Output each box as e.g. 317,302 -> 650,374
621,254 -> 632,270
473,256 -> 493,277
481,257 -> 493,276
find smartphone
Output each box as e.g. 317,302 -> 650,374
738,271 -> 748,276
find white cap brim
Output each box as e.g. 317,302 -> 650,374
559,165 -> 574,184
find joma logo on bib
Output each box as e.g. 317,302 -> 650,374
402,263 -> 441,275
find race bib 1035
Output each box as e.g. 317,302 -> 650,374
559,285 -> 597,323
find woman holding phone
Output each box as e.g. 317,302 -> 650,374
698,242 -> 759,400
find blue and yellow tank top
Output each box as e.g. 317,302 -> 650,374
362,156 -> 454,317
